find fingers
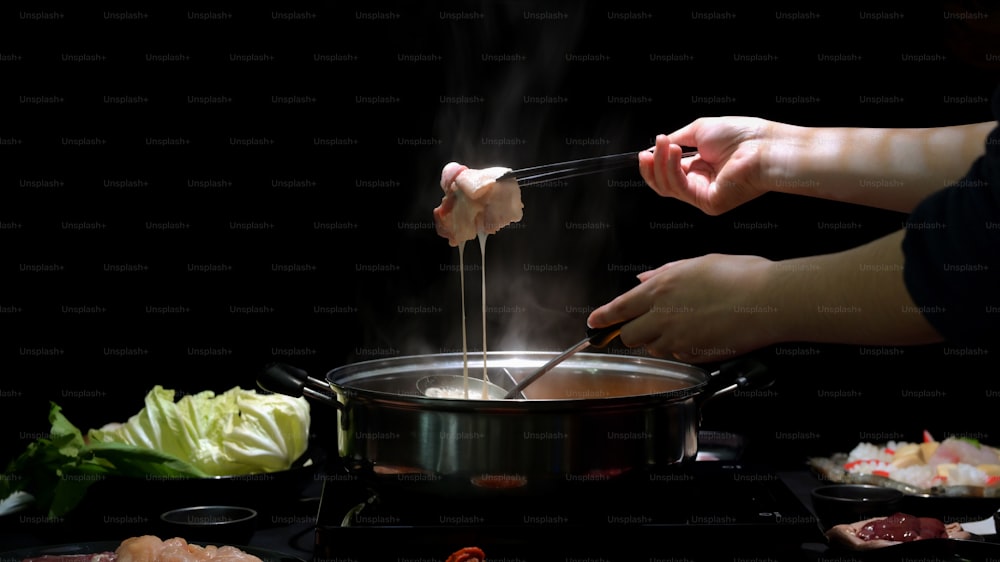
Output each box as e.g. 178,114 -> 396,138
652,135 -> 671,196
638,147 -> 657,193
665,143 -> 691,199
592,298 -> 739,365
618,314 -> 704,363
642,134 -> 690,199
656,136 -> 689,201
636,259 -> 686,283
586,285 -> 651,330
589,283 -> 683,356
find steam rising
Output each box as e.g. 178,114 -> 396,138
355,5 -> 652,361
431,11 -> 580,162
428,6 -> 594,354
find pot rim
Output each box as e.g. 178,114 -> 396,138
323,350 -> 713,410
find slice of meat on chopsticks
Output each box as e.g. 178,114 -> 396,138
433,162 -> 523,247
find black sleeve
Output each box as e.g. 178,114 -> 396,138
901,87 -> 1000,345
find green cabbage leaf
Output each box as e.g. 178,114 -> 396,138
1,386 -> 310,518
88,385 -> 311,476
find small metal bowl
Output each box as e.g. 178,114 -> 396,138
810,484 -> 904,530
159,505 -> 257,545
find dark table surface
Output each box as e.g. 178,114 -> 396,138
2,467 -> 999,561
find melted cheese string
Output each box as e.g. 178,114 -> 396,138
458,242 -> 469,399
455,232 -> 492,400
478,231 -> 489,400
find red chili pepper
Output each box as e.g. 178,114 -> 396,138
873,470 -> 890,478
445,547 -> 486,562
986,475 -> 1000,486
923,430 -> 935,443
884,448 -> 895,455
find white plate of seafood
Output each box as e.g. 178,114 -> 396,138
809,431 -> 1000,497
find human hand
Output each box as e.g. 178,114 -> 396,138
587,254 -> 777,363
641,117 -> 776,215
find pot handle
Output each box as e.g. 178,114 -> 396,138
699,356 -> 772,405
258,362 -> 344,411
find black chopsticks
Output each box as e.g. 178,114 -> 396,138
495,149 -> 698,186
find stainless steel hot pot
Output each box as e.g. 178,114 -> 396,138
259,352 -> 770,496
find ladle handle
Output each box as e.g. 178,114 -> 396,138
501,321 -> 630,399
586,321 -> 627,348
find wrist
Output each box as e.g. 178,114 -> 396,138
745,255 -> 787,347
758,122 -> 818,197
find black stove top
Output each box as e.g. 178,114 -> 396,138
312,461 -> 823,561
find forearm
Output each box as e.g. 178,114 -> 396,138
762,230 -> 943,346
764,121 -> 993,213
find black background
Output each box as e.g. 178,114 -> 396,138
2,3 -> 999,469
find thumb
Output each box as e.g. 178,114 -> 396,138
663,120 -> 700,149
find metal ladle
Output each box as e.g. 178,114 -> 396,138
501,321 -> 625,399
415,373 -> 511,400
415,321 -> 626,400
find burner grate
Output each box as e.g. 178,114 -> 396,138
313,463 -> 822,561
